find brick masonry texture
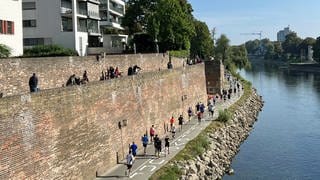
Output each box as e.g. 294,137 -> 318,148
0,53 -> 184,97
0,64 -> 207,179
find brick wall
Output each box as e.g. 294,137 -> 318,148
205,60 -> 225,95
0,65 -> 206,179
0,53 -> 184,97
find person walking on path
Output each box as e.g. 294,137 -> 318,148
130,142 -> 138,157
187,107 -> 193,121
164,135 -> 170,156
150,125 -> 155,143
200,103 -> 205,118
178,115 -> 184,131
208,103 -> 214,117
141,134 -> 149,155
169,116 -> 175,130
153,135 -> 161,158
29,73 -> 38,92
171,125 -> 176,138
197,111 -> 202,123
125,150 -> 135,177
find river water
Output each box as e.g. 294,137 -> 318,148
224,61 -> 320,180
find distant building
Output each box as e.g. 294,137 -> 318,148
0,0 -> 23,57
22,0 -> 101,56
99,0 -> 127,54
277,26 -> 293,42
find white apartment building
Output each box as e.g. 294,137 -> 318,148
0,0 -> 23,57
22,0 -> 101,56
277,26 -> 293,42
99,0 -> 127,54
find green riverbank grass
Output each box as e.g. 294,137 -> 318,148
150,73 -> 252,180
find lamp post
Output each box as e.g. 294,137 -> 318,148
155,38 -> 159,54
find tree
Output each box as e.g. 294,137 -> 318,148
299,37 -> 316,59
148,0 -> 195,51
122,0 -> 159,35
245,39 -> 260,55
190,20 -> 214,59
313,37 -> 320,62
273,41 -> 283,59
227,45 -> 250,69
0,44 -> 11,58
282,32 -> 302,58
215,34 -> 230,63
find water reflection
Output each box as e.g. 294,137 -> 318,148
224,60 -> 320,180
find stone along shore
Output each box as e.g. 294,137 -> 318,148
176,89 -> 263,180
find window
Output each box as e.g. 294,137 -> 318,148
23,20 -> 36,27
61,17 -> 73,32
23,38 -> 44,46
0,20 -> 3,34
22,2 -> 36,10
0,20 -> 14,34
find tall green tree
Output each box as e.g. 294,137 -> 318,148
313,37 -> 320,62
299,37 -> 316,57
215,34 -> 230,63
227,45 -> 250,69
148,0 -> 195,51
245,39 -> 260,55
122,0 -> 159,35
282,32 -> 302,58
190,20 -> 214,59
273,41 -> 283,59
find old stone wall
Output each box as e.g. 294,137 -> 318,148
0,53 -> 184,97
0,65 -> 206,179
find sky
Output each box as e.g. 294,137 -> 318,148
188,0 -> 320,45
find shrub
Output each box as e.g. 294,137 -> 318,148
23,45 -> 77,57
150,165 -> 181,180
217,109 -> 232,122
169,50 -> 190,58
0,44 -> 11,58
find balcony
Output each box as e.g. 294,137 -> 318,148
88,0 -> 100,4
61,7 -> 73,17
78,8 -> 87,17
109,4 -> 124,16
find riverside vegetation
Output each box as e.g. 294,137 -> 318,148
150,74 -> 263,180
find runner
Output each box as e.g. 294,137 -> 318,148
187,107 -> 193,121
169,116 -> 175,129
171,125 -> 176,138
125,150 -> 134,177
141,134 -> 149,155
178,115 -> 184,131
130,142 -> 138,157
150,125 -> 155,142
164,135 -> 170,156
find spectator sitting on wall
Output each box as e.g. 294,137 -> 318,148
133,65 -> 141,74
109,66 -> 115,79
66,74 -> 77,86
82,70 -> 89,83
167,61 -> 173,69
115,67 -> 122,78
29,73 -> 38,92
96,54 -> 100,61
127,66 -> 133,76
100,71 -> 105,81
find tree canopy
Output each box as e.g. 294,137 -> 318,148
190,20 -> 214,59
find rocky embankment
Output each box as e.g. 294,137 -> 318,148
177,89 -> 263,180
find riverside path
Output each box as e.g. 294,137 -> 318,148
96,84 -> 243,180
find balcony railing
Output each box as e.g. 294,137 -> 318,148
61,7 -> 73,15
109,5 -> 124,15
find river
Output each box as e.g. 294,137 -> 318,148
224,60 -> 320,180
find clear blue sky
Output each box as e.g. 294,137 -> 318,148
188,0 -> 320,45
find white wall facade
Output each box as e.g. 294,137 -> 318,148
22,0 -> 100,56
0,0 -> 23,56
